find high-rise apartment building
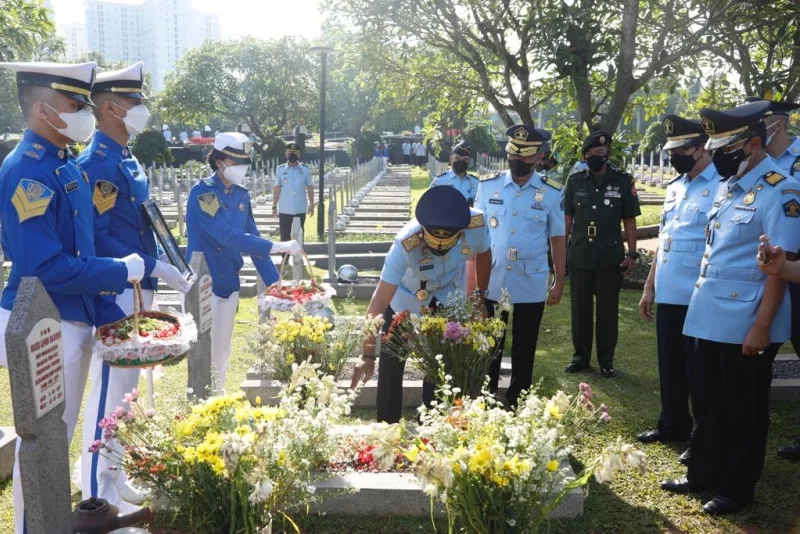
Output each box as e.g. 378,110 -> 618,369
59,23 -> 89,61
77,0 -> 221,91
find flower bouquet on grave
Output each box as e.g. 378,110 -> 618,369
90,360 -> 357,534
365,375 -> 646,534
251,306 -> 384,382
259,250 -> 336,314
381,289 -> 511,399
96,283 -> 197,368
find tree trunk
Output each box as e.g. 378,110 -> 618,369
574,74 -> 593,131
598,0 -> 639,133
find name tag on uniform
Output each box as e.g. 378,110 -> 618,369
734,205 -> 756,212
604,191 -> 621,198
64,181 -> 78,193
489,199 -> 503,205
531,204 -> 544,210
576,191 -> 588,198
420,264 -> 434,271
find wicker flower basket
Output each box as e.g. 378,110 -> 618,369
96,283 -> 198,368
258,250 -> 336,313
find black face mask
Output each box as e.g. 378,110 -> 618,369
288,154 -> 299,163
586,154 -> 608,172
712,148 -> 748,178
451,160 -> 469,174
428,246 -> 450,256
669,152 -> 698,175
509,159 -> 535,178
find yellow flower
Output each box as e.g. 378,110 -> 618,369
491,473 -> 509,487
467,448 -> 492,474
278,450 -> 287,466
255,396 -> 262,406
546,401 -> 563,421
547,459 -> 559,472
181,446 -> 198,464
404,447 -> 420,463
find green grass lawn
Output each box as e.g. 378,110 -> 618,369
2,289 -> 799,533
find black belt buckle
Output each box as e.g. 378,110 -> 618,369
588,225 -> 597,237
700,263 -> 708,278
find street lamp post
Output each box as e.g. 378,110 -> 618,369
311,46 -> 334,240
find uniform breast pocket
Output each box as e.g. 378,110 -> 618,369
524,209 -> 547,235
726,210 -> 756,240
661,200 -> 676,227
489,205 -> 506,222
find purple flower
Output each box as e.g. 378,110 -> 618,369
600,403 -> 608,414
442,322 -> 470,343
579,382 -> 592,400
145,408 -> 156,418
600,412 -> 612,422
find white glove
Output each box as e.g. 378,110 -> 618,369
271,240 -> 302,255
152,261 -> 192,294
123,254 -> 145,283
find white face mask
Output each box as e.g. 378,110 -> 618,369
43,103 -> 95,143
221,163 -> 249,186
112,102 -> 150,135
765,122 -> 779,146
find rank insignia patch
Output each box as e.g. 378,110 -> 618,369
199,192 -> 220,217
784,199 -> 800,218
12,179 -> 53,222
93,180 -> 118,215
468,213 -> 485,228
764,171 -> 786,186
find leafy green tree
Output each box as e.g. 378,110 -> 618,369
132,129 -> 173,167
157,37 -> 316,141
458,123 -> 500,155
0,0 -> 55,61
550,121 -> 627,181
349,130 -> 381,163
640,121 -> 667,154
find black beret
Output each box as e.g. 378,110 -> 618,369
581,131 -> 612,154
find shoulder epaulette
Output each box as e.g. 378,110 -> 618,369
568,168 -> 589,180
93,147 -> 108,160
481,172 -> 502,182
203,177 -> 215,187
667,174 -> 682,185
541,175 -> 562,191
401,232 -> 422,252
467,173 -> 479,181
763,171 -> 786,186
610,164 -> 633,179
436,171 -> 447,178
468,213 -> 485,228
22,142 -> 45,162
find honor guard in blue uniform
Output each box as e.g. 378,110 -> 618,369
272,142 -> 314,241
661,101 -> 800,515
77,62 -> 193,512
429,141 -> 480,207
187,133 -> 299,391
637,115 -> 721,458
350,186 -> 492,423
744,98 -> 800,462
475,125 -> 566,407
0,61 -> 145,534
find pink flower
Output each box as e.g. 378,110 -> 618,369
442,322 -> 470,343
123,412 -> 136,423
579,382 -> 592,401
145,408 -> 156,418
600,412 -> 612,422
123,388 -> 140,404
600,403 -> 608,413
113,406 -> 126,418
88,440 -> 103,454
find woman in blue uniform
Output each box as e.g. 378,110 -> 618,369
186,132 -> 301,391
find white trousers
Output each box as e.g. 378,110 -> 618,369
210,291 -> 239,393
0,308 -> 94,534
80,289 -> 155,506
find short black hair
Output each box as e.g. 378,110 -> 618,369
207,149 -> 226,171
18,86 -> 48,120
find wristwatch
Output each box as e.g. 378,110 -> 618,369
627,250 -> 640,260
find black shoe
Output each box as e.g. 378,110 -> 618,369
660,477 -> 709,494
679,448 -> 691,466
600,367 -> 616,378
638,429 -> 668,443
565,361 -> 590,373
777,440 -> 800,462
702,495 -> 752,515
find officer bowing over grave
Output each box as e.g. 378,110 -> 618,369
563,132 -> 641,378
77,62 -> 193,513
660,100 -> 800,515
429,141 -> 480,207
476,124 -> 566,408
637,114 -> 721,462
0,61 -> 145,534
350,186 -> 492,423
187,132 -> 300,392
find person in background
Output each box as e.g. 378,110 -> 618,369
477,124 -> 566,407
563,131 -> 641,378
350,186 -> 492,423
637,114 -> 721,468
402,139 -> 411,165
187,133 -> 301,391
660,101 -> 800,515
429,141 -> 479,206
162,124 -> 171,143
0,60 -> 144,534
78,61 -> 193,513
758,235 -> 800,283
411,140 -> 420,166
416,139 -> 427,166
272,142 -> 314,240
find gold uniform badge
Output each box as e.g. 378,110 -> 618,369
12,179 -> 53,222
93,180 -> 118,215
199,192 -> 220,217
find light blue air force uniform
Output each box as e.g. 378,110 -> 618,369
0,130 -> 129,324
476,171 -> 565,304
429,170 -> 480,206
655,162 -> 722,305
774,137 -> 800,177
683,158 -> 800,344
380,210 -> 491,313
276,162 -> 313,215
186,174 -> 279,298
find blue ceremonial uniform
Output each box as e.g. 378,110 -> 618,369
655,162 -> 722,305
380,210 -> 490,314
683,158 -> 800,343
0,130 -> 129,324
476,170 -> 565,304
429,170 -> 479,207
774,137 -> 800,177
79,131 -> 160,292
186,174 -> 279,298
276,162 -> 313,215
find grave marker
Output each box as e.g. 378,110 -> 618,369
185,252 -> 212,399
6,277 -> 72,533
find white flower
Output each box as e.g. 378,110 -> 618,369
507,519 -> 517,527
423,483 -> 439,498
306,485 -> 316,494
248,479 -> 274,505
